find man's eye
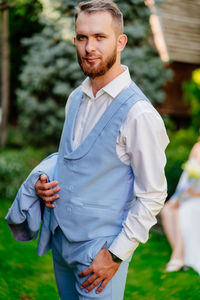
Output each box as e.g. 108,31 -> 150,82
77,36 -> 86,41
97,36 -> 104,41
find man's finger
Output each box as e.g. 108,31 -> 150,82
45,201 -> 55,208
42,194 -> 60,202
85,277 -> 102,293
40,174 -> 47,183
96,278 -> 109,294
81,273 -> 98,289
78,266 -> 93,278
38,180 -> 59,190
39,186 -> 60,197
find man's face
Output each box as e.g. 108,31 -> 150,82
74,11 -> 119,79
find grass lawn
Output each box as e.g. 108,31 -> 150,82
1,198 -> 200,300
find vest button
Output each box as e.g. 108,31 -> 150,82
71,163 -> 77,170
67,207 -> 71,213
68,185 -> 73,191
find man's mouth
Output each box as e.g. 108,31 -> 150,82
83,57 -> 100,63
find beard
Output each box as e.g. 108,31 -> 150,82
77,47 -> 117,79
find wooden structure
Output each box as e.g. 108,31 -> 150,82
158,0 -> 200,64
148,0 -> 200,119
156,62 -> 196,120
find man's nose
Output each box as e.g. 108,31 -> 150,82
85,38 -> 96,53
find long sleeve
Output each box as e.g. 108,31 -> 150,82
109,101 -> 169,260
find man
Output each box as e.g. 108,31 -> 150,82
35,0 -> 169,299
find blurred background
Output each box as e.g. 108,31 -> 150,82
0,0 -> 200,299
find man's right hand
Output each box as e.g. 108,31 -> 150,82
35,174 -> 60,208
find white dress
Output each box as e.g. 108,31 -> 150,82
179,193 -> 200,274
170,159 -> 200,274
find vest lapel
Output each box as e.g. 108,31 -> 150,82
59,87 -> 83,155
64,84 -> 137,160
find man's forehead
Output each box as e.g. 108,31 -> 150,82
75,11 -> 114,32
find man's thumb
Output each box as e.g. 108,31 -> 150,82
40,174 -> 47,183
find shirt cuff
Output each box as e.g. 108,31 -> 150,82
108,232 -> 139,261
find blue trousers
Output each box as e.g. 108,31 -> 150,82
51,227 -> 131,300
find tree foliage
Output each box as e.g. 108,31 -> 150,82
183,68 -> 200,132
17,0 -> 172,146
17,24 -> 83,145
165,127 -> 198,198
9,0 -> 43,121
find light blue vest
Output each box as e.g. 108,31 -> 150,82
51,81 -> 150,242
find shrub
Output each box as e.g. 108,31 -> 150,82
0,147 -> 47,200
183,68 -> 200,131
165,128 -> 199,199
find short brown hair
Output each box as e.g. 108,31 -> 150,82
75,0 -> 123,35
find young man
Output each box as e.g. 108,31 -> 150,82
35,1 -> 169,299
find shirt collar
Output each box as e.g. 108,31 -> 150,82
81,65 -> 131,100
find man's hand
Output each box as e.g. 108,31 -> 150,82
35,174 -> 60,208
78,249 -> 121,294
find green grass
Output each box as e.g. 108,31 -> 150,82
1,198 -> 200,300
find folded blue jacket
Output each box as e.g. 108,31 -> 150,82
5,153 -> 58,255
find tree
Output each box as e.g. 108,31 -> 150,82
9,0 -> 43,122
0,0 -> 42,147
16,0 -> 84,145
17,0 -> 172,146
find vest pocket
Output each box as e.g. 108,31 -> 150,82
83,202 -> 112,210
71,197 -> 118,211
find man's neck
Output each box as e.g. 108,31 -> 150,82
90,64 -> 123,97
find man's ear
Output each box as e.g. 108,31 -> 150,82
117,34 -> 127,53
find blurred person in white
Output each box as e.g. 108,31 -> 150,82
161,136 -> 200,273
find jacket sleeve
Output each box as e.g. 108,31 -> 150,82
5,152 -> 58,242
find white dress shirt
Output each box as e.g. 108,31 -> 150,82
65,66 -> 169,260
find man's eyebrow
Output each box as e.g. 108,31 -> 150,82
76,32 -> 108,37
76,33 -> 87,38
94,32 -> 108,37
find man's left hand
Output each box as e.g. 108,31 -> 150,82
78,249 -> 121,294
